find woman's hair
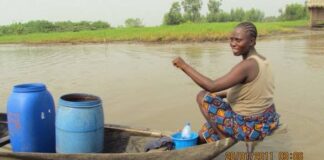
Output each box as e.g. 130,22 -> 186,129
236,22 -> 258,40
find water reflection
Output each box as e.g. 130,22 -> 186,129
303,31 -> 324,69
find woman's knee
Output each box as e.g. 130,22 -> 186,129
196,90 -> 208,106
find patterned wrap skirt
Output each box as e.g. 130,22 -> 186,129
200,93 -> 280,142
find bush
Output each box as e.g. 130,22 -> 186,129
125,18 -> 144,27
92,21 -> 111,29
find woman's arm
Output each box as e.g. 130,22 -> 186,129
173,57 -> 252,92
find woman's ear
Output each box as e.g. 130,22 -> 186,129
250,37 -> 256,46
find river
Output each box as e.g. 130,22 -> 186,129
0,30 -> 323,159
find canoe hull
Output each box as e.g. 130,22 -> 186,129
0,113 -> 236,160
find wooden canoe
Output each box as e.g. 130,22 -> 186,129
0,113 -> 236,160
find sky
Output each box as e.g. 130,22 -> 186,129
0,0 -> 307,27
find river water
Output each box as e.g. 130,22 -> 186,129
0,30 -> 323,159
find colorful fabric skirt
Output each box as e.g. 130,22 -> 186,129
200,93 -> 280,142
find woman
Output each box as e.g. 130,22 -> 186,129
172,22 -> 279,142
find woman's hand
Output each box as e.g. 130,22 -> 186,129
172,56 -> 215,92
172,57 -> 187,69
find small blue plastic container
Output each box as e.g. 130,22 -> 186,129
171,131 -> 198,150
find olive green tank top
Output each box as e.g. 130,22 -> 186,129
227,53 -> 275,116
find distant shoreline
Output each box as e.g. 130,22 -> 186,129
0,20 -> 309,45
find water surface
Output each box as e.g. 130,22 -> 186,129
0,30 -> 323,159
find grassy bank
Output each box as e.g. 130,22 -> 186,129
0,20 -> 308,44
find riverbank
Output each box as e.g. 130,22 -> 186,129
0,20 -> 308,44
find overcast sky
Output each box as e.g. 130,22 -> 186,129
0,0 -> 307,26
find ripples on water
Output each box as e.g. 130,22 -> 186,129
0,30 -> 324,159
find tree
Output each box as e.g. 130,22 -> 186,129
125,18 -> 144,27
279,3 -> 308,20
163,2 -> 183,25
181,0 -> 203,22
208,0 -> 221,14
215,11 -> 231,22
244,8 -> 265,22
230,8 -> 245,21
206,0 -> 222,22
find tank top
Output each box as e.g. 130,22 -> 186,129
227,52 -> 275,116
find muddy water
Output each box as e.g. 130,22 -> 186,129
0,30 -> 323,159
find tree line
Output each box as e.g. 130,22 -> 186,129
0,1 -> 308,36
0,20 -> 111,36
0,18 -> 146,36
163,0 -> 309,25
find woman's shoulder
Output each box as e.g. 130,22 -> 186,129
242,56 -> 259,68
250,54 -> 267,61
233,57 -> 258,74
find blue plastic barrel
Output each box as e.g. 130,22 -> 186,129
56,93 -> 104,153
171,131 -> 198,150
7,83 -> 56,152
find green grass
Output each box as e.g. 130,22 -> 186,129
0,20 -> 308,44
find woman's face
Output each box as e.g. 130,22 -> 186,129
229,27 -> 254,56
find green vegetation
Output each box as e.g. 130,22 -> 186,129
181,0 -> 203,22
124,18 -> 144,28
164,0 -> 308,25
163,2 -> 183,25
0,20 -> 110,36
206,0 -> 222,22
0,20 -> 307,44
0,1 -> 309,44
278,3 -> 309,21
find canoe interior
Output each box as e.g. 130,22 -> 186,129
0,113 -> 237,160
0,113 -> 166,153
102,125 -> 162,153
0,113 -> 8,139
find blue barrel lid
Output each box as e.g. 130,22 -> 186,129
59,93 -> 101,108
13,83 -> 46,92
